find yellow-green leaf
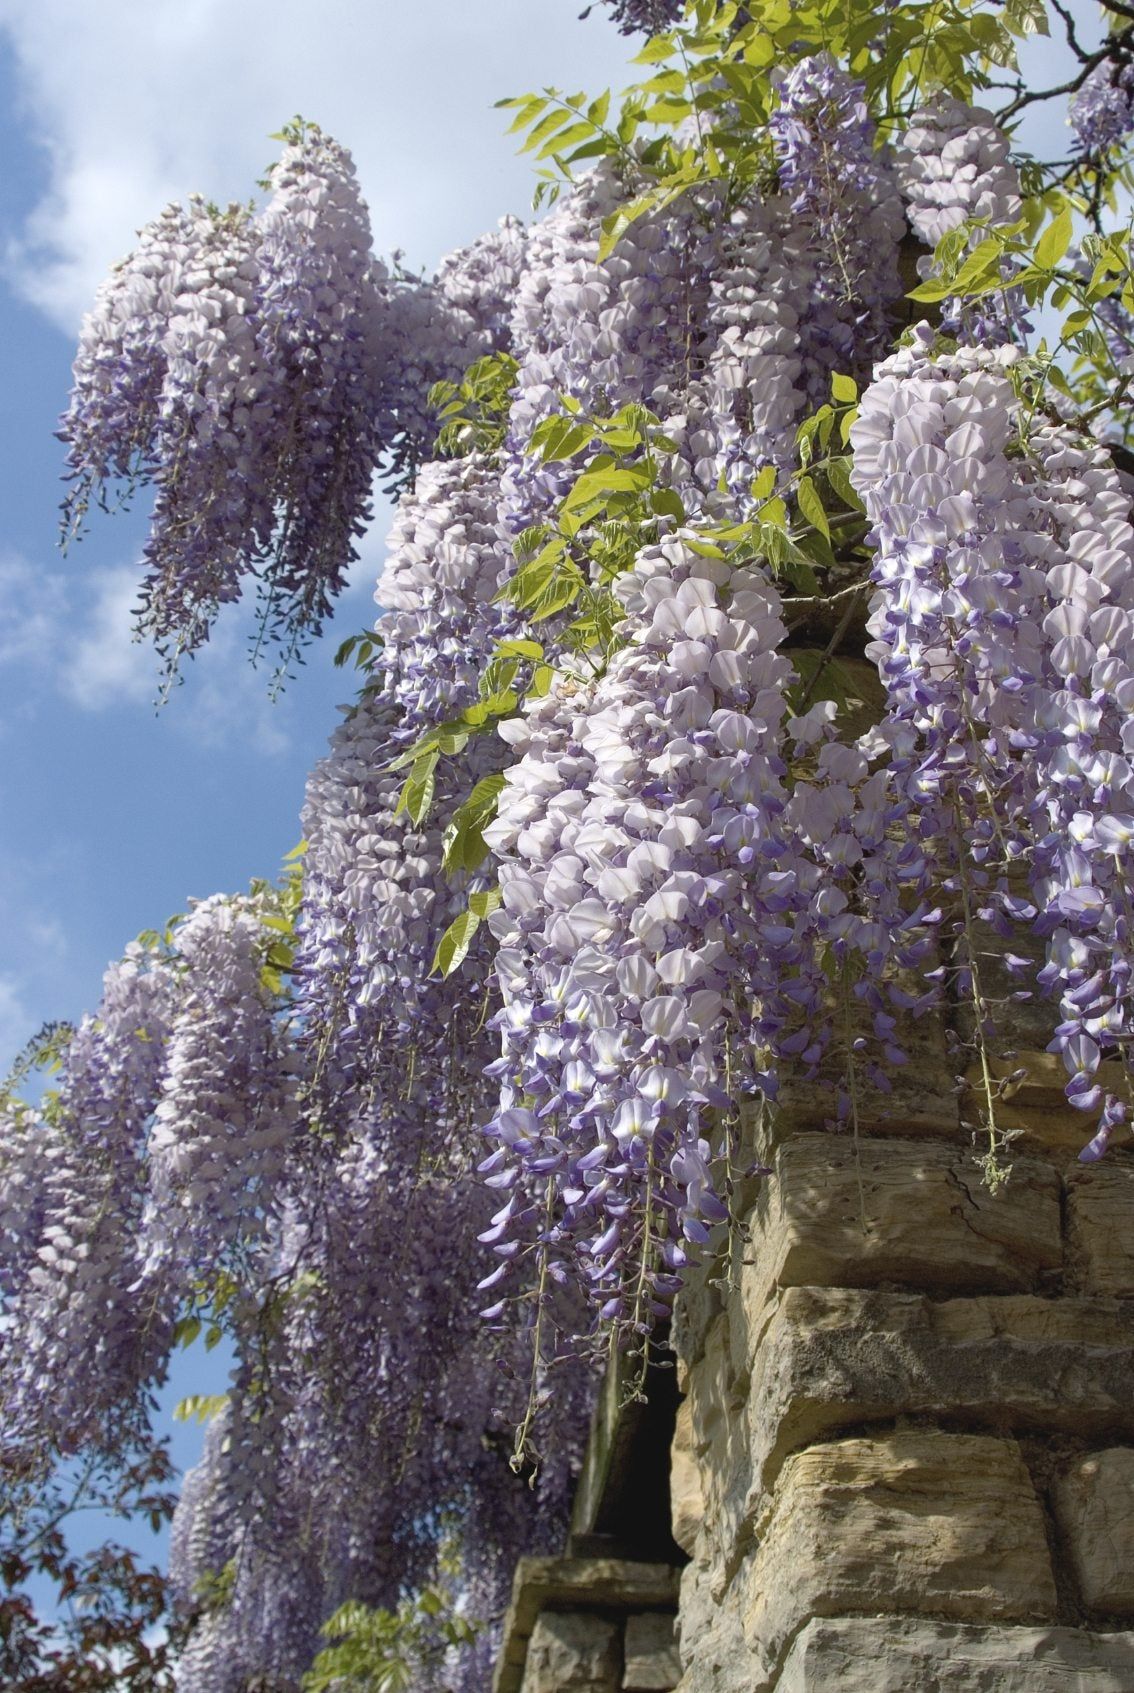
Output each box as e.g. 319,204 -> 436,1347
1035,202 -> 1073,272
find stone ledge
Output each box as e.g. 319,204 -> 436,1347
493,1558 -> 681,1693
736,1134 -> 1063,1341
736,1287 -> 1134,1512
776,1616 -> 1134,1691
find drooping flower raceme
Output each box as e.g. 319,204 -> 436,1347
501,160 -> 719,528
0,949 -> 177,1456
676,57 -> 903,512
593,0 -> 684,36
481,538 -> 814,1332
59,130 -> 532,673
136,199 -> 272,662
851,326 -> 1134,1157
251,129 -> 387,649
142,894 -> 299,1286
61,202 -> 194,531
1071,56 -> 1134,154
896,96 -> 1025,346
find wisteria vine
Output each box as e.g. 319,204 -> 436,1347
8,1 -> 1134,1688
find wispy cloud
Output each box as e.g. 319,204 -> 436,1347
0,0 -> 633,332
0,971 -> 34,1067
0,551 -> 67,667
0,548 -> 307,756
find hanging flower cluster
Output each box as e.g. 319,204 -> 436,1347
1,949 -> 178,1455
59,126 -> 510,671
896,95 -> 1025,346
481,544 -> 797,1331
592,0 -> 685,35
1071,55 -> 1134,154
850,327 -> 1134,1163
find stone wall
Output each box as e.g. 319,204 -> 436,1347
493,1041 -> 1134,1691
669,1047 -> 1134,1691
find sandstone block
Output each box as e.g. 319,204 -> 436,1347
669,1397 -> 703,1558
519,1612 -> 621,1693
677,1314 -> 754,1579
771,1009 -> 958,1141
738,1134 -> 1062,1328
964,1049 -> 1099,1158
1068,1163 -> 1134,1297
674,1556 -> 756,1693
743,1431 -> 1057,1671
777,1617 -> 1134,1691
743,1287 -> 1134,1506
622,1613 -> 680,1690
1054,1449 -> 1134,1615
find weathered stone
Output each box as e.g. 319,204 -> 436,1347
743,1432 -> 1057,1674
963,1050 -> 1103,1158
622,1613 -> 680,1690
777,1617 -> 1134,1691
1068,1163 -> 1134,1297
494,1560 -> 682,1693
1054,1449 -> 1134,1615
671,1240 -> 726,1380
677,1314 -> 755,1581
519,1612 -> 621,1693
771,1010 -> 958,1141
669,1397 -> 703,1558
685,1314 -> 736,1452
674,1556 -> 756,1693
742,1287 -> 1134,1507
737,1134 -> 1062,1330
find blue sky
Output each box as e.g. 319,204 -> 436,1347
0,0 -> 1099,1612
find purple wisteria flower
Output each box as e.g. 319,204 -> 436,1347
851,326 -> 1134,1162
1071,57 -> 1134,154
896,95 -> 1026,347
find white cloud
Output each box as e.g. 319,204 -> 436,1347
0,549 -> 324,756
0,971 -> 34,1065
63,564 -> 153,709
0,0 -> 636,331
0,550 -> 67,668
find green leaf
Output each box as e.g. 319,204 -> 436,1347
431,908 -> 481,978
1060,307 -> 1093,339
174,1393 -> 229,1424
796,474 -> 830,541
468,886 -> 502,920
536,120 -> 596,161
562,464 -> 652,511
651,486 -> 686,522
397,752 -> 438,825
495,638 -> 544,660
442,773 -> 507,874
831,372 -> 858,405
174,1315 -> 202,1349
824,457 -> 864,513
586,89 -> 611,126
1035,202 -> 1073,272
750,463 -> 777,502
